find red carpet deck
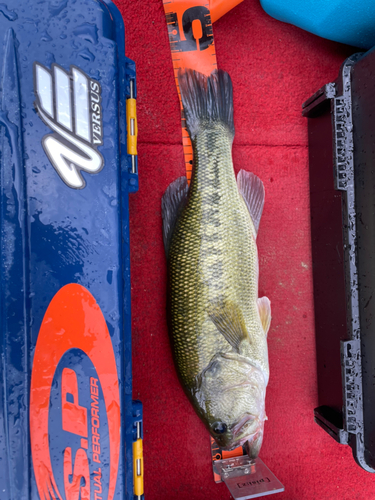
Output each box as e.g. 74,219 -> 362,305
115,0 -> 375,498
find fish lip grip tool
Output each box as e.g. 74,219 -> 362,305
0,1 -> 142,499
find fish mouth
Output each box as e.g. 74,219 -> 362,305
231,414 -> 256,437
223,413 -> 265,451
219,429 -> 260,451
213,416 -> 258,451
228,428 -> 264,454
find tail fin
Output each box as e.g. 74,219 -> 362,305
178,69 -> 234,141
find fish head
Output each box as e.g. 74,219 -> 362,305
196,353 -> 267,458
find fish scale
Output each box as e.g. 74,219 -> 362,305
169,122 -> 262,383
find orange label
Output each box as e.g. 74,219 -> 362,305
163,0 -> 218,182
162,0 -> 243,182
30,284 -> 121,500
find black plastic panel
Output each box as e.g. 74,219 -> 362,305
352,47 -> 375,469
308,107 -> 347,413
303,50 -> 375,473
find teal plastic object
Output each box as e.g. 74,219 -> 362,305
260,0 -> 375,49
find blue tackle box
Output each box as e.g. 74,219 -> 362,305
0,1 -> 142,499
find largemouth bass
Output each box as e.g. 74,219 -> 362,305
161,69 -> 271,458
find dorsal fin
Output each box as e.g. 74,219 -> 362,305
161,176 -> 189,258
237,170 -> 265,235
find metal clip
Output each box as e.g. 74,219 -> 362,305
219,456 -> 256,479
213,456 -> 284,500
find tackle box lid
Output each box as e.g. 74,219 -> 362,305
0,1 -> 142,498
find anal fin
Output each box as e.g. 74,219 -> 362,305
161,176 -> 189,258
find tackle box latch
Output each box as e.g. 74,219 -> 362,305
127,79 -> 138,174
133,401 -> 144,499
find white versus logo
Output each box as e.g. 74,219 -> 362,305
34,63 -> 104,189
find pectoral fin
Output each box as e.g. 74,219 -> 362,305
161,176 -> 189,258
208,301 -> 249,350
257,297 -> 271,336
237,170 -> 265,236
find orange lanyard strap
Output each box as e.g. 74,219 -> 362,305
162,0 -> 243,182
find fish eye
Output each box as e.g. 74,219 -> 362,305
212,421 -> 228,434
